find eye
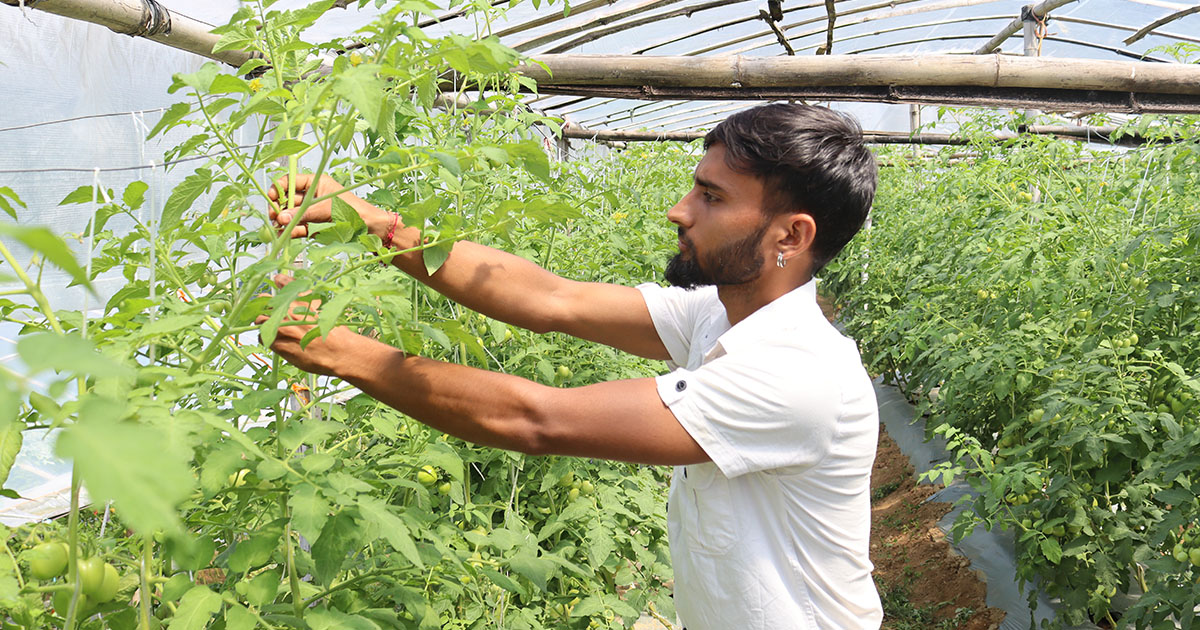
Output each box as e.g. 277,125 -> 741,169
702,190 -> 718,203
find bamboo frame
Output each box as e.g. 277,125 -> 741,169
0,0 -> 255,67
1056,15 -> 1200,47
510,0 -> 694,52
540,0 -> 749,55
1124,5 -> 1200,45
562,124 -> 1172,146
517,55 -> 1200,96
975,0 -> 1076,54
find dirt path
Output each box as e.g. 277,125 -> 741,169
871,427 -> 1007,630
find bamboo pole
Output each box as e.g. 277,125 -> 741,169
0,0 -> 256,67
517,54 -> 1200,96
1057,15 -> 1200,46
1124,5 -> 1200,46
975,0 -> 1075,54
541,0 -> 746,55
562,124 -> 1174,146
511,0 -> 694,53
634,0 -> 860,55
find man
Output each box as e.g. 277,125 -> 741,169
261,103 -> 882,629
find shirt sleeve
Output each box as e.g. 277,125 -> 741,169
636,283 -> 715,367
654,347 -> 841,478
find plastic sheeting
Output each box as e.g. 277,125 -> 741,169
874,379 -> 1102,630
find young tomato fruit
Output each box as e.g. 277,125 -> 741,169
78,557 -> 106,596
92,563 -> 121,603
417,465 -> 437,486
28,542 -> 69,580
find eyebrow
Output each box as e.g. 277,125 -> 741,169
694,173 -> 728,195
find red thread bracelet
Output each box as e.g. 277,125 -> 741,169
382,212 -> 400,249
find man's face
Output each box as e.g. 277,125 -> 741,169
664,144 -> 774,290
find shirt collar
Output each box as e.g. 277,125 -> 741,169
712,279 -> 822,355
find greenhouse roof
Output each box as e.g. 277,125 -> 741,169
4,0 -> 1200,136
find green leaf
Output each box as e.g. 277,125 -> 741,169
123,180 -> 149,211
306,608 -> 382,630
59,185 -> 103,206
422,239 -> 453,276
431,152 -> 461,177
17,333 -> 130,379
234,569 -> 280,608
0,422 -> 22,488
224,603 -> 258,630
209,74 -> 250,95
162,168 -> 214,230
170,63 -> 220,94
228,528 -> 281,573
1040,537 -> 1063,564
290,483 -> 330,542
260,277 -> 311,347
317,292 -> 355,338
140,314 -> 206,337
506,550 -> 555,591
312,511 -> 360,586
332,65 -> 388,132
258,139 -> 312,166
480,568 -> 524,595
0,186 -> 25,219
55,397 -> 194,534
166,586 -> 222,630
0,224 -> 93,289
356,496 -> 423,568
232,389 -> 288,417
505,141 -> 551,182
148,102 -> 192,139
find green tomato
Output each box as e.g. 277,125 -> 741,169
568,488 -> 580,501
1173,544 -> 1188,563
437,481 -> 452,496
92,563 -> 120,603
557,472 -> 575,488
555,365 -> 573,380
78,557 -> 105,596
52,589 -> 89,617
28,542 -> 69,580
579,480 -> 594,495
1190,548 -> 1200,568
417,465 -> 437,487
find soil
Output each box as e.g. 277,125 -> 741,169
871,427 -> 1008,630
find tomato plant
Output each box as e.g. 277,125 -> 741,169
824,111 -> 1200,629
0,2 -> 694,629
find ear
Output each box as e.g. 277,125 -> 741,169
775,212 -> 816,260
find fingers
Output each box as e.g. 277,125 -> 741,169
273,273 -> 294,288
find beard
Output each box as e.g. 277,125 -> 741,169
664,221 -> 769,290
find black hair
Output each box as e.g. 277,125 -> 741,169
704,103 -> 877,273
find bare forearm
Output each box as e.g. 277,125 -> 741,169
335,331 -> 548,452
379,221 -> 569,333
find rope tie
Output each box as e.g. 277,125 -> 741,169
119,0 -> 172,37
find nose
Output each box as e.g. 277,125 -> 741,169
666,189 -> 693,228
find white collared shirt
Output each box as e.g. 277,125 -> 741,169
638,279 -> 883,630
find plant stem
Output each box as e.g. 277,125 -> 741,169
62,470 -> 82,630
0,241 -> 65,335
139,535 -> 153,630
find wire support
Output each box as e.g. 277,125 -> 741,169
0,108 -> 170,134
0,141 -> 269,175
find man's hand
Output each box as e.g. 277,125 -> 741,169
268,174 -> 393,239
255,274 -> 360,377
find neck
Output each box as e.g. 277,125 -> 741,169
717,271 -> 812,325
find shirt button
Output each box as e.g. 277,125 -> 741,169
675,380 -> 687,392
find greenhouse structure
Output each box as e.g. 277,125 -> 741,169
1,0 -> 1198,629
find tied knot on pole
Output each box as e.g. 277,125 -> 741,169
120,0 -> 172,37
